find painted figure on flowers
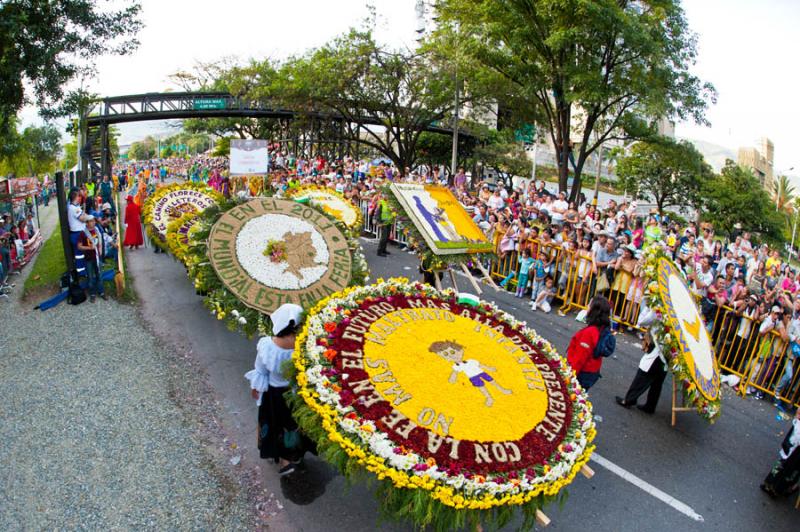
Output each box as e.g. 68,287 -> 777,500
429,340 -> 512,407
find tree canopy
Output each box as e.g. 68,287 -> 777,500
265,30 -> 468,174
0,120 -> 62,176
616,138 -> 712,215
174,60 -> 285,140
433,0 -> 715,201
0,0 -> 142,129
772,174 -> 796,214
702,161 -> 784,245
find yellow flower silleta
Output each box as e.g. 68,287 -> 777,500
291,279 -> 597,510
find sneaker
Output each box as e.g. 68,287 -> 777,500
530,302 -> 538,311
755,391 -> 765,400
99,294 -> 108,301
90,295 -> 96,303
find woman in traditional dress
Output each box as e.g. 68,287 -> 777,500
761,408 -> 800,498
246,304 -> 316,476
122,195 -> 144,250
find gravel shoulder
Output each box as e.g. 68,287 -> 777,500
0,204 -> 255,530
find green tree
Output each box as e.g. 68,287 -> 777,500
61,135 -> 79,172
0,121 -> 61,176
616,138 -> 712,216
416,131 -> 479,174
0,0 -> 142,129
21,124 -> 62,175
212,137 -> 231,157
472,130 -> 532,188
127,136 -> 158,161
702,161 -> 784,245
434,0 -> 715,201
267,30 -> 466,174
174,60 -> 285,141
771,174 -> 796,214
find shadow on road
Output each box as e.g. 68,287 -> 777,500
280,459 -> 337,505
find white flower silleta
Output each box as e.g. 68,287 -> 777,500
236,213 -> 330,289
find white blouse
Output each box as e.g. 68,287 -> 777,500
244,337 -> 294,406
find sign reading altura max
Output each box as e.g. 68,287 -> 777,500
207,198 -> 352,314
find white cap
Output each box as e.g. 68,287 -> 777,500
84,214 -> 95,221
271,303 -> 304,334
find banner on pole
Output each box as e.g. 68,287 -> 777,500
230,139 -> 269,175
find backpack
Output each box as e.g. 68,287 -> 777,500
593,326 -> 616,358
65,270 -> 86,305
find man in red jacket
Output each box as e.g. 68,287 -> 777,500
567,296 -> 612,390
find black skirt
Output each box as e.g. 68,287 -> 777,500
762,447 -> 800,497
257,386 -> 316,463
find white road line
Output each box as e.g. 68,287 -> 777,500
590,452 -> 705,523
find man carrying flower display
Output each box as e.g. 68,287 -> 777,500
615,331 -> 668,413
429,340 -> 512,407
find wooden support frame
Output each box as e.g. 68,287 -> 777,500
448,268 -> 460,292
671,379 -> 694,427
461,263 -> 482,294
475,260 -> 500,291
473,465 -> 592,530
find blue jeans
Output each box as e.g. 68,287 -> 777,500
776,357 -> 795,400
531,278 -> 546,300
85,259 -> 103,296
577,371 -> 601,390
0,246 -> 10,276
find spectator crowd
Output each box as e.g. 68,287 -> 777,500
119,150 -> 800,411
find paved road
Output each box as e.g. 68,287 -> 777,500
127,236 -> 796,531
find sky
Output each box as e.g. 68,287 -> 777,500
18,0 -> 800,175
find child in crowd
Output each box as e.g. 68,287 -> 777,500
515,248 -> 535,298
530,249 -> 549,307
531,276 -> 556,312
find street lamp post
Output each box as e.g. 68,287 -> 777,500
450,23 -> 460,184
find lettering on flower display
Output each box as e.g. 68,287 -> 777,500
151,188 -> 217,236
207,199 -> 353,314
300,286 -> 597,506
332,295 -> 575,474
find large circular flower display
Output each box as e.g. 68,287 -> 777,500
207,198 -> 353,314
286,185 -> 362,230
236,213 -> 330,290
293,278 -> 595,525
165,212 -> 200,265
143,183 -> 222,248
641,246 -> 721,421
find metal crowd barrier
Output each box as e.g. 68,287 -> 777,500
488,239 -> 800,408
359,199 -> 409,246
489,239 -> 645,331
354,193 -> 800,409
